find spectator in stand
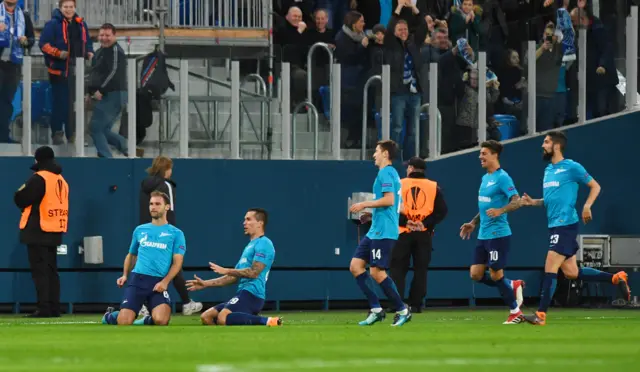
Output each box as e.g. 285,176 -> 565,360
87,23 -> 128,158
499,49 -> 526,133
571,7 -> 620,119
0,0 -> 34,144
528,22 -> 563,132
385,0 -> 426,159
335,10 -> 369,148
437,38 -> 466,154
456,68 -> 500,149
479,0 -> 508,74
368,23 -> 386,115
279,0 -> 315,26
39,0 -> 93,145
307,9 -> 335,116
314,0 -> 349,32
449,0 -> 481,53
274,6 -> 309,109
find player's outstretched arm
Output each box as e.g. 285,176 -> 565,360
520,193 -> 544,207
222,261 -> 267,279
186,274 -> 237,291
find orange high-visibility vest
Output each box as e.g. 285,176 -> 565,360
399,177 -> 437,234
19,171 -> 69,233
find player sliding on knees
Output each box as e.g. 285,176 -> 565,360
102,191 -> 187,326
519,131 -> 631,326
459,141 -> 526,324
186,208 -> 282,327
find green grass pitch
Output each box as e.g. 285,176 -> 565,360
1,309 -> 639,371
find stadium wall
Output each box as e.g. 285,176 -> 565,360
1,112 -> 639,309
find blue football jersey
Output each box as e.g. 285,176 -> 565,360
129,223 -> 186,278
235,236 -> 275,300
478,169 -> 519,240
366,166 -> 401,240
543,159 -> 593,228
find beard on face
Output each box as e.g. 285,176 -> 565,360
543,148 -> 554,161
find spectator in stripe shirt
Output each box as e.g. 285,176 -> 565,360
87,23 -> 127,158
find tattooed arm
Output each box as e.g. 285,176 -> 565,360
205,275 -> 238,287
209,261 -> 267,279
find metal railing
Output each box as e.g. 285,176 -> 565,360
10,7 -> 640,160
24,0 -> 270,29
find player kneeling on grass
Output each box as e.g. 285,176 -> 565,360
102,191 -> 187,326
186,208 -> 282,327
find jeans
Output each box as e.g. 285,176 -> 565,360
50,74 -> 76,140
0,61 -> 20,142
391,93 -> 421,159
89,91 -> 128,157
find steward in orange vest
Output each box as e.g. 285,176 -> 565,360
389,157 -> 448,313
14,146 -> 68,318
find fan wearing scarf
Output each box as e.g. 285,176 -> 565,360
38,0 -> 93,145
0,0 -> 34,144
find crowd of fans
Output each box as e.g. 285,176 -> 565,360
273,0 -> 629,157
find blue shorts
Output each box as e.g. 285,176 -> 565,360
352,237 -> 396,269
473,236 -> 510,270
120,272 -> 171,313
213,290 -> 264,315
549,223 -> 579,257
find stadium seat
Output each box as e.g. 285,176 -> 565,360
493,114 -> 519,141
11,80 -> 53,125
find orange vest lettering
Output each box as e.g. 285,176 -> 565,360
19,171 -> 69,233
399,178 -> 437,234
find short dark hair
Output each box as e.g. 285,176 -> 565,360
376,140 -> 398,161
343,11 -> 363,29
481,140 -> 503,157
100,23 -> 116,34
249,208 -> 268,228
150,191 -> 170,205
546,131 -> 567,151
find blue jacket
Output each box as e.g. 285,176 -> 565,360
0,3 -> 35,64
38,9 -> 92,77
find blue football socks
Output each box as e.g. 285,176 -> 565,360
103,310 -> 119,325
355,272 -> 381,309
380,277 -> 407,312
538,272 -> 558,313
578,267 -> 613,282
224,312 -> 268,326
478,271 -> 498,287
495,276 -> 518,311
133,315 -> 155,325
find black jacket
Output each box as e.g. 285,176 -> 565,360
399,172 -> 448,233
139,175 -> 176,226
88,42 -> 127,95
383,14 -> 426,95
14,160 -> 65,247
